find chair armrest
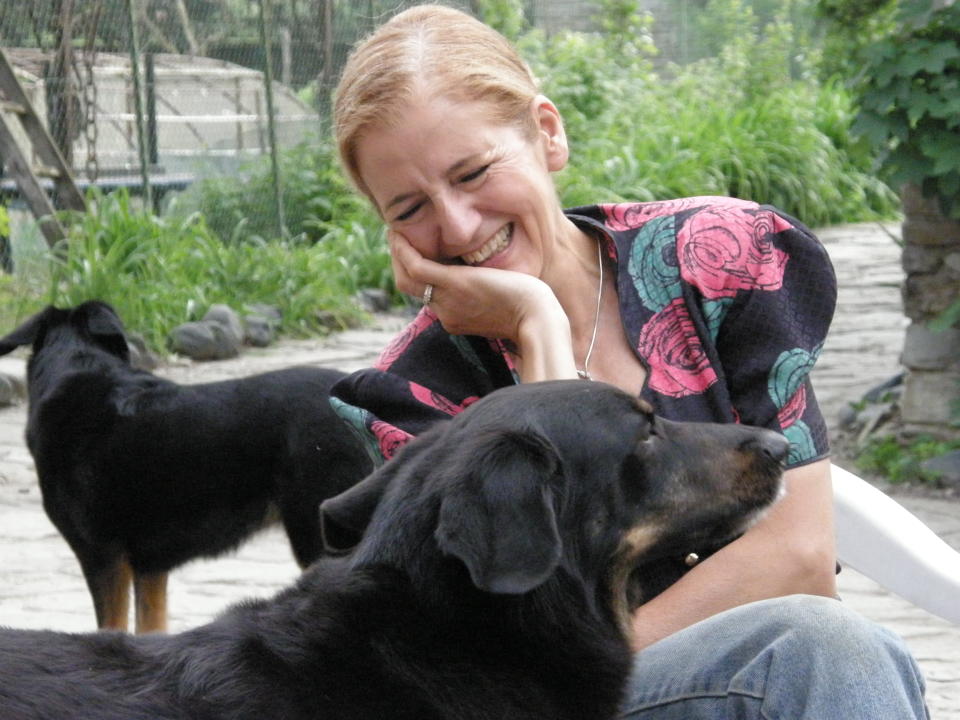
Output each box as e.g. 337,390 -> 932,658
832,463 -> 960,625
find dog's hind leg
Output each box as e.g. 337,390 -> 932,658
134,570 -> 168,634
78,552 -> 133,631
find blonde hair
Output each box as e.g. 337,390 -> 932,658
333,4 -> 540,199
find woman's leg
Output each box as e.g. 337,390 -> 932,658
620,595 -> 928,720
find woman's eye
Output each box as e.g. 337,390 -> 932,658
459,164 -> 490,184
395,202 -> 423,222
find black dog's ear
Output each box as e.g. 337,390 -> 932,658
320,467 -> 395,554
436,430 -> 562,595
76,302 -> 130,362
0,306 -> 57,356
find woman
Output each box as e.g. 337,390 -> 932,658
330,5 -> 928,717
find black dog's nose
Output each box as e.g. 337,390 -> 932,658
742,431 -> 790,464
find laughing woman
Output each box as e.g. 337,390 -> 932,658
329,5 -> 928,718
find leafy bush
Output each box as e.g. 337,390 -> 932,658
173,136 -> 380,244
829,1 -> 960,217
518,2 -> 898,226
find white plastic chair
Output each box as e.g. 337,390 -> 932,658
832,463 -> 960,624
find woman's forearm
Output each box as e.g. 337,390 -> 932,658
630,458 -> 837,650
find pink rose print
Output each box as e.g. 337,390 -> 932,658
638,298 -> 717,397
410,382 -> 477,416
376,308 -> 437,370
776,384 -> 807,430
371,421 -> 412,460
677,207 -> 788,299
601,197 -> 756,232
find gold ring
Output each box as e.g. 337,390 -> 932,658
422,283 -> 434,305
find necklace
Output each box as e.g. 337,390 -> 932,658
577,240 -> 604,381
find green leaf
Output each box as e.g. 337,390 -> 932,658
900,41 -> 960,75
851,111 -> 894,145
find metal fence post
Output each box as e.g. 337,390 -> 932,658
124,0 -> 154,213
257,0 -> 286,239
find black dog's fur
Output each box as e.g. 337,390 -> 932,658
0,301 -> 371,632
0,380 -> 787,719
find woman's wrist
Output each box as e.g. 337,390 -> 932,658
514,300 -> 578,383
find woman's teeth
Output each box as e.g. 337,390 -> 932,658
462,224 -> 512,265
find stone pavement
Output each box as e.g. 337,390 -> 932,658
1,222 -> 958,717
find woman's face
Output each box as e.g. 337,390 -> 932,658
355,92 -> 570,278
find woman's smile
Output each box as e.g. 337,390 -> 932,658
461,223 -> 513,266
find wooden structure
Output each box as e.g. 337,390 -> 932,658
0,47 -> 85,246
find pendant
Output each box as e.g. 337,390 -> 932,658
576,369 -> 592,381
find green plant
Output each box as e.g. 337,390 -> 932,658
856,433 -> 960,484
518,13 -> 897,226
850,2 -> 960,217
172,136 -> 380,245
32,188 -> 381,352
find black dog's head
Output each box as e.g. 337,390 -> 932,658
321,380 -> 787,639
0,301 -> 130,364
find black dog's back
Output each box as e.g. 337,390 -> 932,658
49,365 -> 369,572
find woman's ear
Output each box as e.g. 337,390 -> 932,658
531,95 -> 568,172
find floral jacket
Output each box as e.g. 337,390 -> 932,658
330,196 -> 837,469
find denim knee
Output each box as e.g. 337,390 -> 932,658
621,595 -> 928,720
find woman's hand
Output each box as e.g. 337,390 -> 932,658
389,231 -> 579,381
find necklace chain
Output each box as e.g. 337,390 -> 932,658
577,240 -> 603,381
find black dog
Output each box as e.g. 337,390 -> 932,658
0,380 -> 787,720
0,301 -> 371,633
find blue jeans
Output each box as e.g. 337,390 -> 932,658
620,595 -> 929,719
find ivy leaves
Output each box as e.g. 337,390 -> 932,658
851,3 -> 960,216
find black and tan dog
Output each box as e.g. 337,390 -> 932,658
0,380 -> 787,720
0,301 -> 371,633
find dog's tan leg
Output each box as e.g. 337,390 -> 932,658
87,555 -> 132,631
134,571 -> 168,634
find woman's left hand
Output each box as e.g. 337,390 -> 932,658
390,232 -> 580,381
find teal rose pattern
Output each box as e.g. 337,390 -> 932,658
628,214 -> 682,312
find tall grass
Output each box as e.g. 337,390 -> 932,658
9,189 -> 391,352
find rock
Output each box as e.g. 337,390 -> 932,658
355,288 -> 392,313
169,321 -> 241,361
902,325 -> 960,371
244,315 -> 276,347
837,403 -> 859,431
202,304 -> 244,348
243,304 -> 282,347
921,450 -> 960,489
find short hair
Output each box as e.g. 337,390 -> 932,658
333,4 -> 540,199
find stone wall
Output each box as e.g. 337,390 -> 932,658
899,184 -> 960,436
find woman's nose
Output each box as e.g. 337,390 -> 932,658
436,194 -> 481,248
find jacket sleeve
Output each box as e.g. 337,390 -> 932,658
330,308 -> 517,465
706,207 -> 838,466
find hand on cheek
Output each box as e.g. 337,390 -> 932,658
387,231 -> 565,347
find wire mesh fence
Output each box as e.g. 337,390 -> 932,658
0,2 -> 490,245
0,0 -> 707,253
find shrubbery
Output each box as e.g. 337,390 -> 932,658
3,0 -> 902,349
